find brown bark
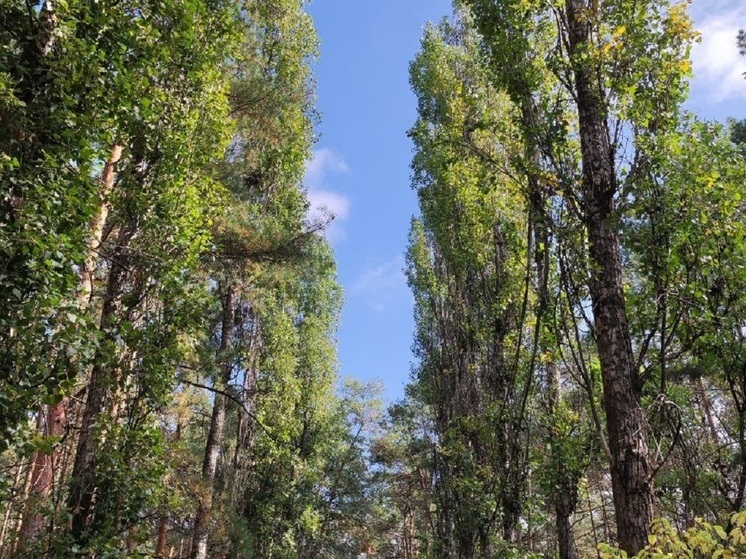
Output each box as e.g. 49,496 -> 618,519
17,403 -> 67,545
190,286 -> 235,559
68,226 -> 131,545
564,1 -> 654,554
556,504 -> 577,559
155,516 -> 169,558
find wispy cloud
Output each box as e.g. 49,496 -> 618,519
305,148 -> 349,188
304,148 -> 351,242
691,3 -> 746,102
351,255 -> 409,313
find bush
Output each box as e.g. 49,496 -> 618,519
599,512 -> 746,558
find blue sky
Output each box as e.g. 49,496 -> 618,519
306,0 -> 746,403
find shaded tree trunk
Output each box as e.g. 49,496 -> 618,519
155,516 -> 169,558
546,357 -> 579,559
564,1 -> 654,554
190,286 -> 235,559
68,226 -> 132,546
556,483 -> 578,559
17,403 -> 67,545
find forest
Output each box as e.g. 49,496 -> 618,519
1,0 -> 746,558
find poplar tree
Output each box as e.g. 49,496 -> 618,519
461,0 -> 697,552
407,16 -> 536,557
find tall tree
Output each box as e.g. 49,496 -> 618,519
407,16 -> 537,557
461,0 -> 697,552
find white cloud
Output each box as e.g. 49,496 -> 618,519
307,189 -> 350,220
305,148 -> 349,189
304,148 -> 351,242
351,255 -> 408,313
691,4 -> 746,102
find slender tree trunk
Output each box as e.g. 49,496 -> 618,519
155,516 -> 169,558
694,377 -> 719,445
80,144 -> 123,303
155,413 -> 185,558
68,230 -> 131,545
564,2 -> 654,554
519,86 -> 580,559
556,489 -> 578,559
545,358 -> 579,559
190,286 -> 235,559
66,141 -> 131,544
232,313 -> 260,471
0,457 -> 25,556
36,1 -> 59,56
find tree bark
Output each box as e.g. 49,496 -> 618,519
36,1 -> 59,56
68,227 -> 131,545
190,286 -> 235,559
80,144 -> 124,302
155,516 -> 169,558
564,1 -> 654,554
556,502 -> 578,559
17,403 -> 67,544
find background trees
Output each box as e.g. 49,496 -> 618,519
406,17 -> 535,557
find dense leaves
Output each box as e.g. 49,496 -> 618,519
0,1 -> 349,558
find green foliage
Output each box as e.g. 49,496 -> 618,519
0,0 -> 238,449
6,0 -> 746,557
0,0 -> 348,556
406,13 -> 540,557
731,118 -> 746,157
407,0 -> 746,556
233,242 -> 343,559
600,513 -> 746,558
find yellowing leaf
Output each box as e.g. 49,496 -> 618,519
714,525 -> 727,540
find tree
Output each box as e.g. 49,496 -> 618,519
407,15 -> 539,557
461,0 -> 697,552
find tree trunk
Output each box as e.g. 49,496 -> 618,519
17,403 -> 67,545
80,144 -> 124,302
564,1 -> 654,554
519,85 -> 580,559
36,1 -> 59,56
232,311 -> 260,472
545,358 -> 579,559
0,456 -> 25,555
155,515 -> 169,558
190,286 -> 235,559
68,228 -> 131,545
556,487 -> 578,559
